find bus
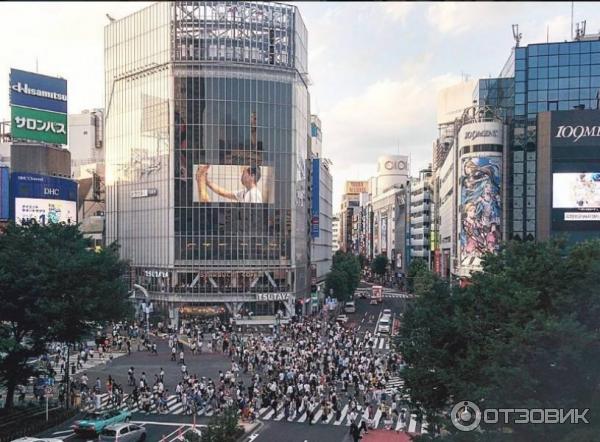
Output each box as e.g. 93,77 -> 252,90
371,285 -> 383,304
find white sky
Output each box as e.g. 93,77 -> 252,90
1,1 -> 600,209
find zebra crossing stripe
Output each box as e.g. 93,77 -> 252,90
378,339 -> 385,350
334,404 -> 348,425
372,409 -> 382,428
297,411 -> 308,423
311,409 -> 323,424
422,418 -> 429,434
395,415 -> 405,432
408,414 -> 417,433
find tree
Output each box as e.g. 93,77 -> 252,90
406,258 -> 428,293
325,251 -> 361,301
371,254 -> 389,278
0,222 -> 133,408
400,238 -> 600,441
358,253 -> 368,271
200,406 -> 243,442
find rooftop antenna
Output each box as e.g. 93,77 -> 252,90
570,1 -> 574,40
35,57 -> 38,73
512,24 -> 522,48
575,20 -> 586,41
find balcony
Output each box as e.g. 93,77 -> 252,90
410,202 -> 431,214
411,249 -> 429,258
410,238 -> 429,247
411,214 -> 430,224
410,226 -> 430,236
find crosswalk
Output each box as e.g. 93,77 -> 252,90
354,287 -> 414,299
53,351 -> 127,384
90,391 -> 428,435
365,336 -> 390,351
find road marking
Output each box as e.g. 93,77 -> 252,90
311,408 -> 323,423
408,414 -> 417,433
52,429 -> 74,435
378,338 -> 385,350
249,433 -> 260,442
132,420 -> 208,427
372,409 -> 382,428
422,418 -> 429,434
297,411 -> 308,423
334,404 -> 348,425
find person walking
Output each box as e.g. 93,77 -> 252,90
350,421 -> 361,442
179,350 -> 185,365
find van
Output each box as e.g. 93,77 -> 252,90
344,301 -> 356,313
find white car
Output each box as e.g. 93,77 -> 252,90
336,315 -> 349,324
378,318 -> 391,334
382,309 -> 392,318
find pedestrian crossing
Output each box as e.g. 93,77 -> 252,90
365,336 -> 390,351
90,389 -> 428,435
53,351 -> 127,384
354,287 -> 414,299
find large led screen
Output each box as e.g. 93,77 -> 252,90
15,198 -> 76,225
553,173 -> 600,209
193,164 -> 275,204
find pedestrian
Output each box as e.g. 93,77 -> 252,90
179,350 -> 185,365
350,421 -> 361,442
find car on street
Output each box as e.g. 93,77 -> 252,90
378,317 -> 391,334
336,314 -> 349,324
344,301 -> 356,313
72,409 -> 132,436
382,308 -> 392,319
99,423 -> 146,442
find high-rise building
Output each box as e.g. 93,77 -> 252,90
332,215 -> 340,253
339,181 -> 368,252
409,166 -> 433,264
105,2 -> 311,325
310,115 -> 332,283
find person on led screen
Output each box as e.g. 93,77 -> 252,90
196,164 -> 263,203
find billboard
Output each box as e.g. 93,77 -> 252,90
380,214 -> 388,253
553,173 -> 600,221
10,69 -> 68,114
9,68 -> 68,145
345,180 -> 369,195
458,121 -> 503,147
458,156 -> 502,269
311,159 -> 320,238
193,164 -> 274,204
0,167 -> 9,220
11,173 -> 77,225
11,106 -> 67,145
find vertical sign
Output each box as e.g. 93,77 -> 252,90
9,68 -> 68,145
311,158 -> 320,238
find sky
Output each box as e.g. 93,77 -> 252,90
1,1 -> 600,209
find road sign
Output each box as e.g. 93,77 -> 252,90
44,386 -> 54,396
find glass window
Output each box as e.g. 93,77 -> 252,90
570,66 -> 580,76
580,53 -> 591,64
526,196 -> 536,208
592,41 -> 600,53
548,101 -> 558,111
528,68 -> 538,79
581,88 -> 591,99
516,70 -> 526,82
580,41 -> 591,53
548,55 -> 559,66
537,79 -> 548,90
559,43 -> 570,54
528,79 -> 538,90
516,47 -> 526,59
513,151 -> 524,162
569,54 -> 580,65
548,43 -> 559,55
538,45 -> 549,56
592,77 -> 600,87
516,59 -> 526,71
526,185 -> 536,196
514,174 -> 524,185
559,54 -> 570,65
516,82 -> 526,93
514,221 -> 523,232
558,101 -> 569,110
515,93 -> 525,105
548,67 -> 558,78
514,185 -> 524,197
559,89 -> 569,100
538,68 -> 548,79
559,66 -> 569,77
548,89 -> 558,100
538,90 -> 548,101
527,91 -> 537,101
569,77 -> 579,88
528,56 -> 538,68
526,152 -> 535,161
530,45 -> 539,56
581,65 -> 591,77
569,89 -> 579,100
592,65 -> 600,76
569,43 -> 580,54
526,220 -> 536,233
548,78 -> 559,89
591,53 -> 600,64
514,163 -> 524,173
559,78 -> 569,89
527,103 -> 537,113
515,105 -> 525,116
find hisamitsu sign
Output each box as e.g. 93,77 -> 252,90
10,68 -> 68,114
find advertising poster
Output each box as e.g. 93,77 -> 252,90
381,215 -> 388,253
193,164 -> 274,204
459,156 -> 502,268
553,173 -> 600,210
11,105 -> 68,145
15,198 -> 76,225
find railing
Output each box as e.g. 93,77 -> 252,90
0,405 -> 78,442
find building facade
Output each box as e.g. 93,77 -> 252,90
331,214 -> 340,253
409,166 -> 433,263
105,1 -> 311,323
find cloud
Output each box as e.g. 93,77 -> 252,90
427,2 -> 525,35
384,3 -> 416,23
322,68 -> 462,208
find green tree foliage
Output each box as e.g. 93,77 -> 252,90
400,238 -> 600,441
325,251 -> 361,301
0,222 -> 132,408
406,257 -> 428,293
200,406 -> 243,442
370,253 -> 389,277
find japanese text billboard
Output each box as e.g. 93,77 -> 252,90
553,173 -> 600,221
193,164 -> 275,204
11,106 -> 67,145
11,173 -> 77,225
9,68 -> 68,145
458,156 -> 502,270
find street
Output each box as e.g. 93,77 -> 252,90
37,283 -> 426,442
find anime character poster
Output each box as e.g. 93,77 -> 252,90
459,156 -> 502,269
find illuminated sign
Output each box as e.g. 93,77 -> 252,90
256,293 -> 290,302
345,180 -> 369,195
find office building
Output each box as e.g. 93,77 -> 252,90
409,166 -> 433,263
105,1 -> 311,324
332,215 -> 340,253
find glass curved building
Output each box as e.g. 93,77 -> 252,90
105,1 -> 310,323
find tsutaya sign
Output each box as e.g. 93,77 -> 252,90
256,293 -> 290,302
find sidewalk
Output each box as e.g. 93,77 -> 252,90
362,429 -> 412,442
